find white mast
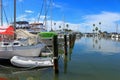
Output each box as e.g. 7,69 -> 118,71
13,0 -> 16,39
14,0 -> 16,30
0,0 -> 3,26
63,14 -> 65,31
44,0 -> 47,30
116,23 -> 118,33
50,0 -> 53,31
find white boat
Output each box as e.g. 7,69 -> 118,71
0,41 -> 45,59
29,22 -> 47,34
0,28 -> 46,59
10,56 -> 53,68
0,0 -> 46,59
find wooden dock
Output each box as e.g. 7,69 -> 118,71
40,33 -> 77,74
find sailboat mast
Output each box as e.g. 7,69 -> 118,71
44,0 -> 47,30
116,23 -> 118,33
0,0 -> 3,26
14,0 -> 16,30
50,0 -> 53,31
63,14 -> 65,31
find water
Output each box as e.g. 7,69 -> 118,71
0,37 -> 120,80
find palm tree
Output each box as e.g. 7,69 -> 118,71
54,22 -> 56,26
93,24 -> 96,36
59,25 -> 61,31
98,30 -> 101,34
95,27 -> 98,31
93,24 -> 95,32
54,22 -> 56,31
93,24 -> 95,27
66,24 -> 69,28
92,29 -> 95,33
95,27 -> 98,35
59,25 -> 61,28
99,22 -> 101,25
99,22 -> 101,33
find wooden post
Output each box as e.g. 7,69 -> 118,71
53,35 -> 59,74
69,34 -> 72,48
64,35 -> 67,55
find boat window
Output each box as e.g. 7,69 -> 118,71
13,43 -> 19,45
3,43 -> 10,45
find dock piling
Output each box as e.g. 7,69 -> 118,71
69,34 -> 72,48
53,35 -> 59,74
64,35 -> 67,55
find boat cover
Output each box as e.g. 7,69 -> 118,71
0,25 -> 14,35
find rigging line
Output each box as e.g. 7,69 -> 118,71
42,0 -> 51,26
3,7 -> 9,24
8,0 -> 13,23
37,0 -> 44,23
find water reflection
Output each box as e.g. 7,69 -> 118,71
1,37 -> 120,80
0,66 -> 54,80
63,55 -> 68,74
92,36 -> 102,50
76,36 -> 120,55
53,72 -> 59,80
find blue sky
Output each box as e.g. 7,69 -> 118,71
1,0 -> 120,32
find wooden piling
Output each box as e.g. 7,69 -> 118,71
64,35 -> 67,55
69,34 -> 72,48
53,35 -> 59,74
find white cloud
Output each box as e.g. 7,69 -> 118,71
17,14 -> 27,21
16,14 -> 35,22
82,11 -> 120,32
46,11 -> 120,33
40,15 -> 50,20
52,3 -> 62,8
43,20 -> 80,32
25,10 -> 34,14
16,11 -> 120,33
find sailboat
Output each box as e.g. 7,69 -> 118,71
0,0 -> 46,59
111,23 -> 120,41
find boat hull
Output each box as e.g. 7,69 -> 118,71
10,56 -> 53,67
0,43 -> 45,59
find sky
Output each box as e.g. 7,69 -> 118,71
1,0 -> 120,33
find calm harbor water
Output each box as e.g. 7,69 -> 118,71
0,36 -> 120,80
